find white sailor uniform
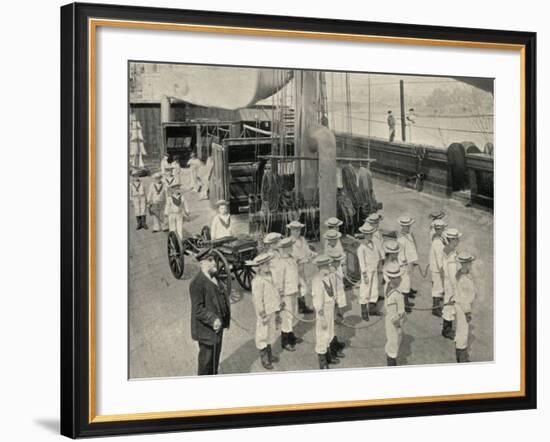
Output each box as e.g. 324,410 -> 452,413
312,269 -> 337,355
384,285 -> 406,359
442,250 -> 460,321
210,214 -> 233,240
271,255 -> 300,333
357,241 -> 381,305
397,232 -> 419,293
292,236 -> 315,297
454,272 -> 477,350
429,235 -> 446,298
251,273 -> 281,350
130,181 -> 146,217
147,182 -> 167,231
164,193 -> 189,240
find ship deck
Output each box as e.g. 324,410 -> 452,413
129,169 -> 494,379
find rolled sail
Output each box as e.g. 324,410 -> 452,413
155,66 -> 292,110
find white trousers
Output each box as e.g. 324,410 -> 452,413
385,317 -> 403,358
281,295 -> 297,333
255,314 -> 278,350
131,197 -> 146,216
431,271 -> 444,298
359,270 -> 378,304
298,263 -> 308,297
168,214 -> 185,240
315,302 -> 335,354
454,304 -> 470,350
399,265 -> 412,293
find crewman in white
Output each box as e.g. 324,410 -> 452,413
288,220 -> 315,315
429,219 -> 448,317
163,165 -> 179,195
312,255 -> 339,369
327,249 -> 347,358
271,236 -> 301,352
357,223 -> 382,320
249,253 -> 283,370
454,251 -> 477,362
130,172 -> 147,230
164,184 -> 190,241
160,153 -> 170,175
210,200 -> 233,240
365,212 -> 385,299
187,152 -> 204,193
383,262 -> 407,366
428,210 -> 448,240
397,215 -> 419,313
323,230 -> 344,263
441,228 -> 462,340
147,172 -> 168,232
323,217 -> 345,260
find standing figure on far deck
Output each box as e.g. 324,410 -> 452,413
160,153 -> 170,175
210,200 -> 233,240
429,219 -> 448,317
249,253 -> 283,370
397,215 -> 419,313
383,262 -> 407,366
164,184 -> 190,241
288,220 -> 315,315
130,172 -> 147,230
406,107 -> 416,142
312,255 -> 340,369
271,237 -> 302,352
454,251 -> 478,363
441,228 -> 462,340
188,152 -> 204,193
387,110 -> 396,142
357,223 -> 382,320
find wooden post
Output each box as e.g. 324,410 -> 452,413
400,80 -> 406,142
160,96 -> 171,156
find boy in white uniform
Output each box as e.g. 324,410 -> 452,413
429,219 -> 448,317
249,253 -> 283,370
357,223 -> 382,320
187,152 -> 204,193
271,236 -> 301,352
210,200 -> 233,240
147,172 -> 168,232
383,262 -> 407,366
164,184 -> 190,241
397,215 -> 419,313
160,153 -> 170,175
163,165 -> 179,195
323,217 -> 345,259
312,255 -> 339,369
327,249 -> 347,358
365,213 -> 385,299
454,251 -> 477,362
441,228 -> 462,340
130,172 -> 147,230
288,220 -> 315,315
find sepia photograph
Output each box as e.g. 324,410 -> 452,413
128,61 -> 494,379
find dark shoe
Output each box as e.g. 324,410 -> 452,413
456,348 -> 470,363
432,298 -> 442,317
318,353 -> 329,369
260,348 -> 273,370
442,320 -> 455,340
142,216 -> 148,230
326,347 -> 340,365
361,304 -> 370,321
289,331 -> 303,345
267,345 -> 279,363
330,338 -> 345,358
297,296 -> 314,314
369,302 -> 381,316
386,355 -> 397,366
281,333 -> 295,352
335,336 -> 346,350
136,217 -> 142,230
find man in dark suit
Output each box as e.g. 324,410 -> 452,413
189,248 -> 231,375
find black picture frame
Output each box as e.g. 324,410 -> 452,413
60,2 -> 537,438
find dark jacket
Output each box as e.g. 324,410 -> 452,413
189,271 -> 231,345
